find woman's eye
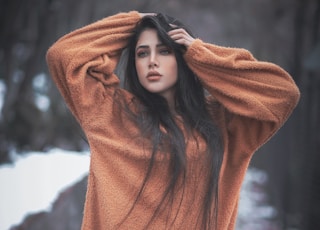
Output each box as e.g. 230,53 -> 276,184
159,49 -> 171,55
136,51 -> 148,58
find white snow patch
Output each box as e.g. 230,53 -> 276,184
0,149 -> 90,230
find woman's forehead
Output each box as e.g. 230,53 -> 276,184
136,29 -> 161,48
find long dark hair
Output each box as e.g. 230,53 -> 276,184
119,13 -> 223,229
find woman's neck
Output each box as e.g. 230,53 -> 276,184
159,89 -> 176,115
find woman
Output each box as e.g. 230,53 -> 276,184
46,11 -> 300,230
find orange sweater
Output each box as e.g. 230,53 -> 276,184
46,11 -> 300,230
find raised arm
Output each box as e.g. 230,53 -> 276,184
185,39 -> 300,123
184,39 -> 300,153
46,11 -> 141,122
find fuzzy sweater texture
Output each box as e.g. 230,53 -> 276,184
46,11 -> 300,230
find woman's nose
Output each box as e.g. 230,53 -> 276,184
149,53 -> 159,68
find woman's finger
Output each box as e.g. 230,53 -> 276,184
139,13 -> 156,18
168,28 -> 194,47
168,28 -> 188,36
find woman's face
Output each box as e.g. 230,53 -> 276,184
135,28 -> 178,102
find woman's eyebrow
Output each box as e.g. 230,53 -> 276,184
136,45 -> 149,50
136,43 -> 165,51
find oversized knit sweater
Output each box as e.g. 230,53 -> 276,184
46,11 -> 300,230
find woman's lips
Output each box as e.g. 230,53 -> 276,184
147,71 -> 162,81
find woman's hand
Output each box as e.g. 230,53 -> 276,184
139,13 -> 156,18
168,28 -> 195,48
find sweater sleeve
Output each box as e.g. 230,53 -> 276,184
46,11 -> 141,123
184,39 -> 300,153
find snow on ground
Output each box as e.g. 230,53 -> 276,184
0,149 -> 90,230
0,148 -> 278,230
236,168 -> 279,230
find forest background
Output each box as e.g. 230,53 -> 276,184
0,0 -> 319,229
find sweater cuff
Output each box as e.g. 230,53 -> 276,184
110,11 -> 141,22
126,11 -> 141,19
184,39 -> 204,60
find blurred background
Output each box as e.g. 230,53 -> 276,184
0,0 -> 319,229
